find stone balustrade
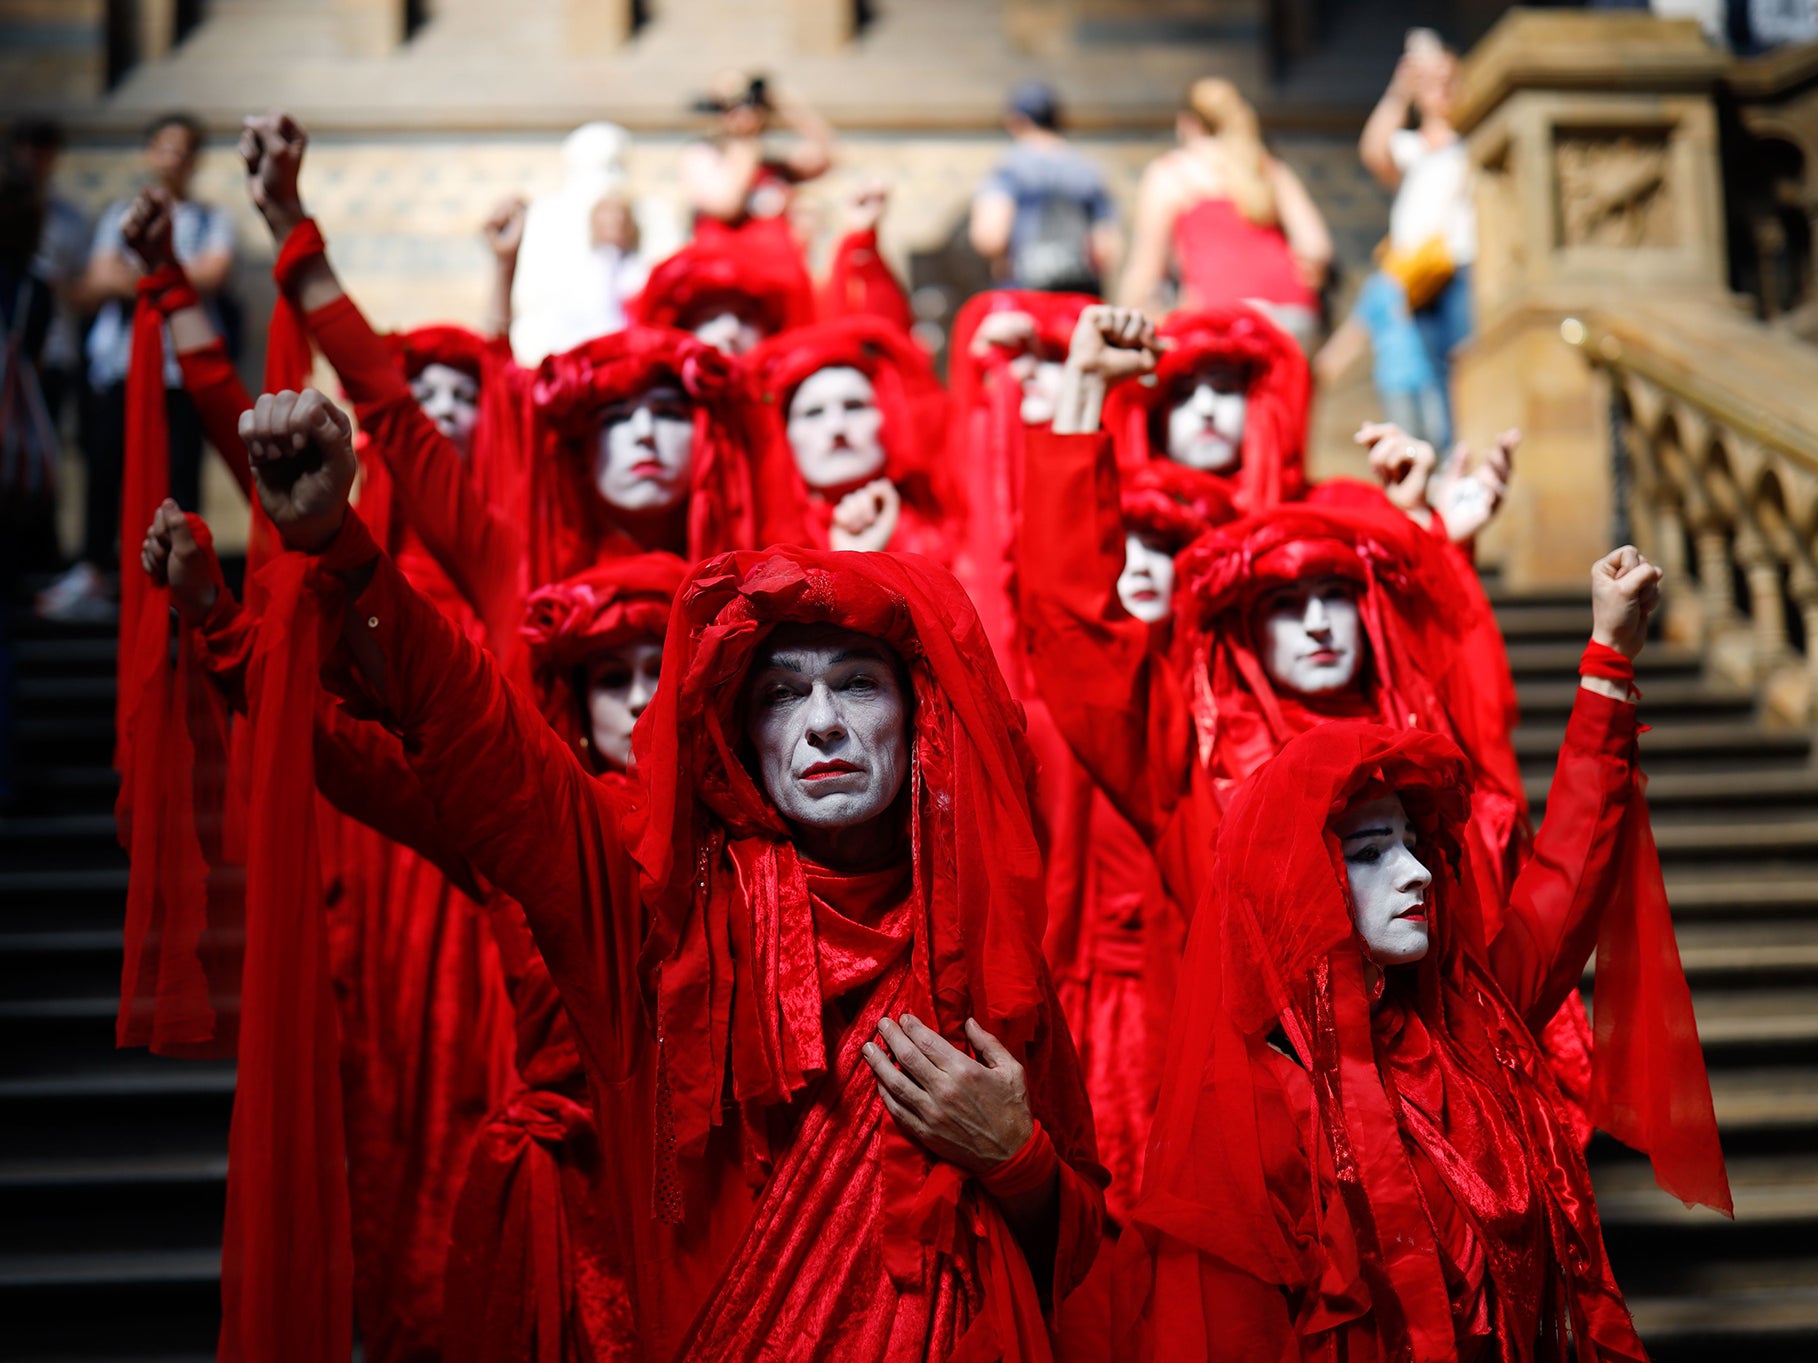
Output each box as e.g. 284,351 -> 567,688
1569,303 -> 1818,727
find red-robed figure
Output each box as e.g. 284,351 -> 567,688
1118,707 -> 1729,1359
236,386 -> 1109,1363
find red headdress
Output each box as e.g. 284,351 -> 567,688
745,315 -> 954,555
1172,502 -> 1457,786
1104,304 -> 1310,512
629,237 -> 815,339
1119,461 -> 1238,557
946,289 -> 1098,676
530,327 -> 764,583
520,551 -> 686,761
1126,723 -> 1653,1361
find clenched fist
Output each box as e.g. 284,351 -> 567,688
1589,545 -> 1663,661
121,188 -> 176,273
1064,304 -> 1163,383
240,111 -> 309,239
140,500 -> 220,623
238,389 -> 357,554
829,477 -> 901,554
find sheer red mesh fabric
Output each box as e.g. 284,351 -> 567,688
744,315 -> 955,557
529,327 -> 770,584
629,236 -> 816,337
1103,304 -> 1310,512
1118,461 -> 1236,556
1122,723 -> 1652,1363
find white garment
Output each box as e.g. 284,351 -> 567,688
1388,129 -> 1476,267
511,123 -> 649,364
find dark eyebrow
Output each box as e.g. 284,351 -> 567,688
1340,827 -> 1393,841
830,647 -> 888,666
754,653 -> 811,677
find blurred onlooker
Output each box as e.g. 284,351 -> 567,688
510,122 -> 650,365
1360,31 -> 1475,432
682,72 -> 834,236
38,112 -> 235,622
1,151 -> 55,802
970,81 -> 1120,295
10,121 -> 87,432
1119,78 -> 1331,348
1315,270 -> 1451,450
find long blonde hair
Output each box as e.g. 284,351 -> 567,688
1184,77 -> 1277,227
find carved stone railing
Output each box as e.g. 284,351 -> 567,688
1569,304 -> 1818,728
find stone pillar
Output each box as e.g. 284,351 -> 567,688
564,0 -> 636,55
790,0 -> 854,55
1453,10 -> 1728,588
334,0 -> 405,57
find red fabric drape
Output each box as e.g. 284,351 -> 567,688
819,228 -> 915,333
630,235 -> 816,338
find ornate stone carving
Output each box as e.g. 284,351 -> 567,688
1555,130 -> 1676,248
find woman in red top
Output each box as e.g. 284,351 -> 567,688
1119,710 -> 1727,1358
744,315 -> 953,560
238,385 -> 1109,1363
1118,78 -> 1330,349
445,552 -> 686,1363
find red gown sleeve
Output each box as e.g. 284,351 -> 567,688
170,341 -> 254,498
307,295 -> 527,653
819,228 -> 914,333
1489,685 -> 1637,1030
1016,423 -> 1191,846
309,513 -> 645,1076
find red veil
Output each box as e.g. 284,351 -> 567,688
946,288 -> 1098,679
1103,304 -> 1310,512
529,327 -> 768,584
744,315 -> 954,559
1121,724 -> 1656,1362
628,547 -> 1105,1358
629,236 -> 816,338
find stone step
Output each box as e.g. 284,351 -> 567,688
1672,923 -> 1818,983
0,815 -> 127,872
1687,987 -> 1818,1056
1626,1285 -> 1818,1359
0,929 -> 127,1004
1664,864 -> 1818,919
1503,639 -> 1704,680
1596,1154 -> 1818,1227
1650,817 -> 1818,860
1530,768 -> 1818,816
1495,604 -> 1595,641
1706,1067 -> 1818,1146
0,1066 -> 234,1161
0,866 -> 133,932
7,763 -> 121,816
1515,721 -> 1812,774
0,1249 -> 219,1359
1515,677 -> 1756,723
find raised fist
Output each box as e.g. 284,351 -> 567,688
140,500 -> 220,623
845,177 -> 889,236
240,111 -> 309,236
121,188 -> 176,273
1590,545 -> 1663,661
238,389 -> 357,554
1431,429 -> 1518,544
1356,421 -> 1437,516
1065,305 -> 1163,382
482,194 -> 528,262
969,309 -> 1037,360
829,477 -> 901,554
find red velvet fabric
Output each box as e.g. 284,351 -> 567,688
1102,305 -> 1310,512
310,528 -> 1108,1360
630,235 -> 816,338
744,316 -> 955,560
530,328 -> 774,586
1119,722 -> 1669,1362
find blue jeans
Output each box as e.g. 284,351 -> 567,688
1412,266 -> 1472,442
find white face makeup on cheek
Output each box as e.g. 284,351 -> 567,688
1335,794 -> 1433,966
593,385 -> 696,515
746,625 -> 910,832
1258,578 -> 1364,696
411,362 -> 481,459
786,366 -> 887,491
1165,364 -> 1248,472
1117,532 -> 1176,624
1018,359 -> 1067,425
585,638 -> 663,770
693,308 -> 765,357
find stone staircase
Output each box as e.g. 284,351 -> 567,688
0,584 -> 1814,1359
1501,589 -> 1818,1362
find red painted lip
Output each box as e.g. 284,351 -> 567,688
630,460 -> 668,478
1397,904 -> 1428,922
1305,648 -> 1342,664
802,760 -> 863,780
1128,587 -> 1159,601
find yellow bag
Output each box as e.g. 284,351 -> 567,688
1377,235 -> 1455,311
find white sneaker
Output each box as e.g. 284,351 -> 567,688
34,562 -> 117,623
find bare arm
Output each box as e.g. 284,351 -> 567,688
479,196 -> 526,341
1114,161 -> 1179,311
681,139 -> 762,222
773,91 -> 836,182
1268,158 -> 1332,290
241,113 -> 344,314
1360,58 -> 1416,190
185,247 -> 233,296
969,190 -> 1016,264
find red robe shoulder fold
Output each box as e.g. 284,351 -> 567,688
302,522 -> 1108,1362
1117,721 -> 1727,1362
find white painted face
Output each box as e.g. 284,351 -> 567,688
1256,575 -> 1364,696
1165,361 -> 1249,472
1117,531 -> 1176,624
593,384 -> 695,515
411,362 -> 481,459
584,638 -> 663,771
1012,355 -> 1068,426
786,366 -> 887,491
692,307 -> 767,357
746,624 -> 910,833
1335,794 -> 1433,966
